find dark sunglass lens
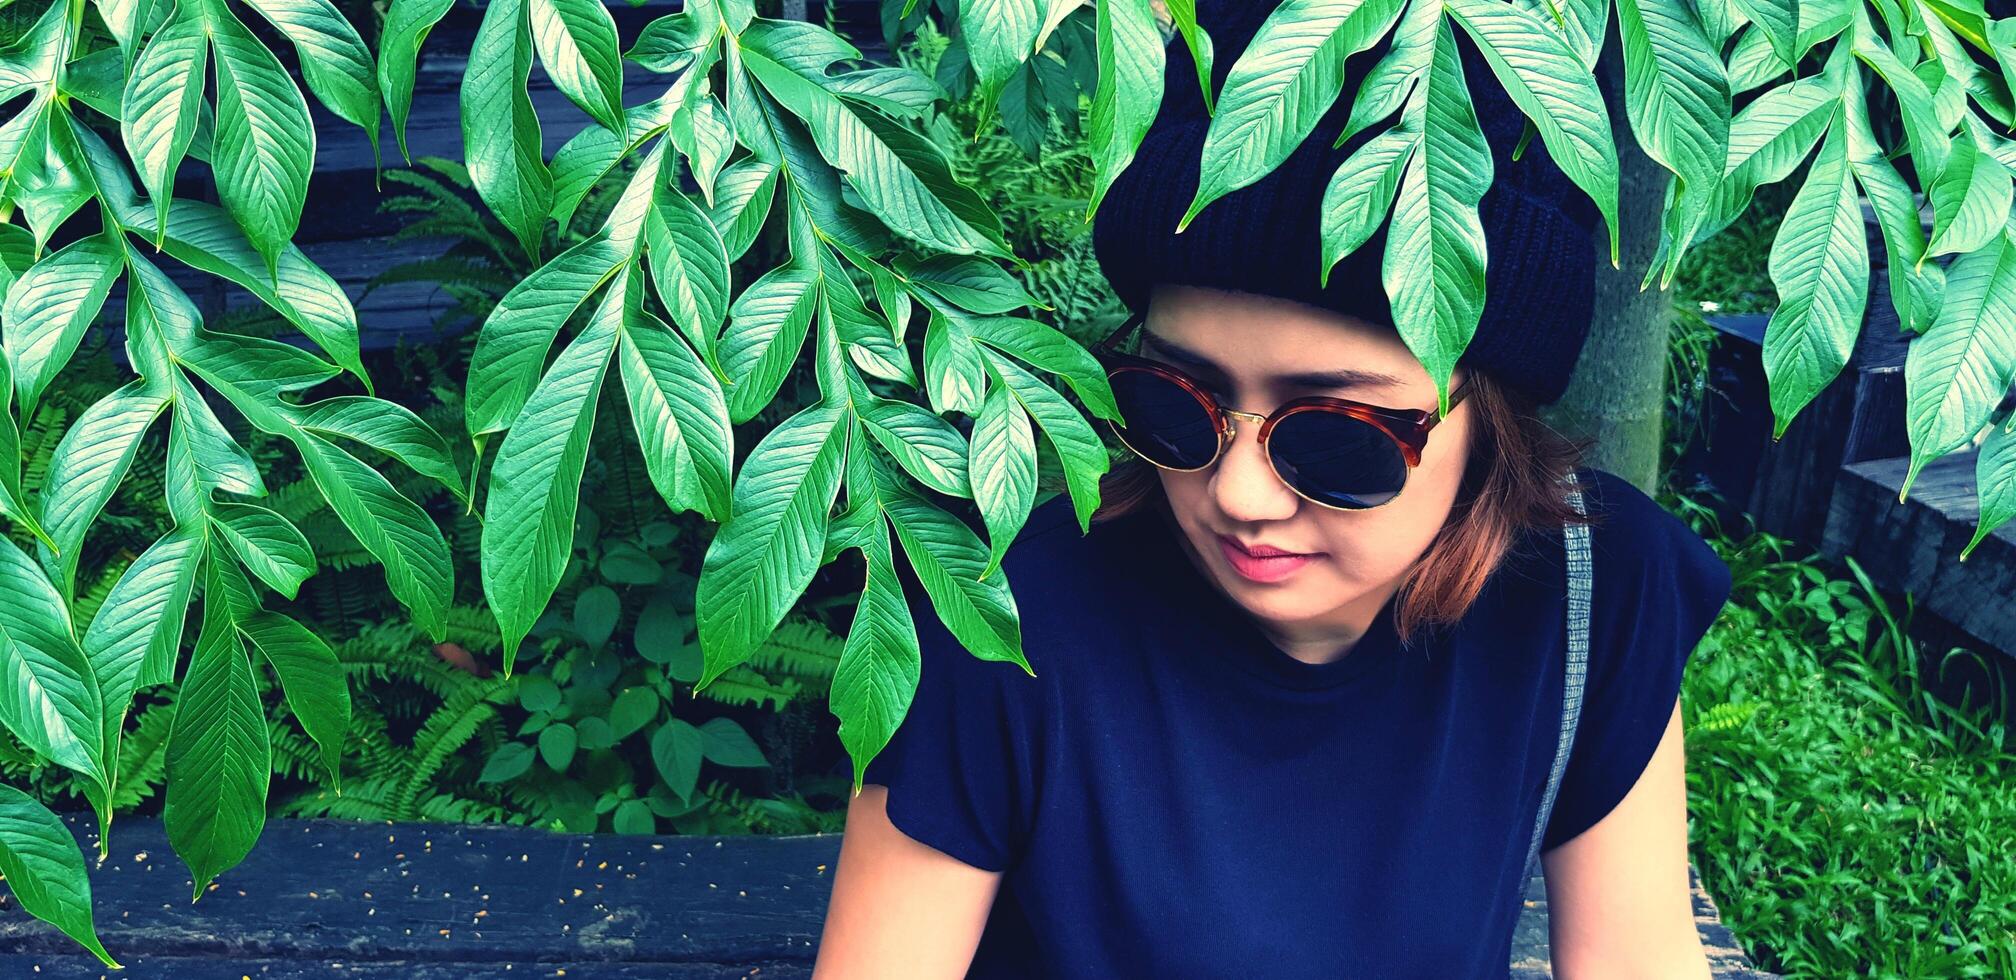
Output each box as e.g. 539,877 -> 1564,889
1109,370 -> 1219,469
1267,410 -> 1407,508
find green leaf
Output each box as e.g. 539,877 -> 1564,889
82,526 -> 199,752
0,357 -> 50,552
979,347 -> 1108,534
1851,20 -> 1950,186
207,6 -> 317,280
719,261 -> 818,423
39,384 -> 170,594
462,0 -> 552,261
740,46 -> 1011,257
1163,0 -> 1215,111
1924,129 -> 2014,263
3,233 -> 123,417
969,378 -> 1037,580
550,96 -> 677,233
0,535 -> 107,793
529,0 -> 625,131
1086,0 -> 1166,220
616,312 -> 734,522
574,585 -> 619,648
240,0 -> 381,160
465,230 -> 626,437
626,10 -> 716,72
1321,125 -> 1416,285
1447,0 -> 1621,265
900,254 -> 1041,315
479,742 -> 536,783
613,799 -> 653,835
649,719 -> 702,802
0,785 -> 117,967
1845,71 -> 1942,334
1383,17 -> 1493,416
377,0 -> 459,162
705,157 -> 779,263
646,176 -> 733,366
693,401 -> 847,688
859,397 -> 971,498
920,304 -> 986,415
120,10 -> 208,242
962,314 -> 1120,421
1963,420 -> 2015,559
293,430 -> 453,639
1727,24 -> 1794,94
1902,224 -> 2016,498
538,722 -> 577,770
963,0 -> 1041,130
172,379 -> 265,499
1616,0 -> 1731,246
1732,0 -> 1798,65
669,94 -> 735,207
481,270 -> 624,671
163,582 -> 269,900
696,715 -> 767,767
1763,110 -> 1867,441
1178,0 -> 1405,231
830,513 -> 920,793
286,396 -> 468,503
119,199 -> 368,385
608,686 -> 660,740
238,612 -> 349,791
211,502 -> 316,599
882,490 -> 1027,670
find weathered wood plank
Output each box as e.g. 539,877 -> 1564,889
0,815 -> 1771,976
1825,451 -> 2016,659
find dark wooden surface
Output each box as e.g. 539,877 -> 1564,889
0,815 -> 1773,977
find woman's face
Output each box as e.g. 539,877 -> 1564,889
1140,284 -> 1473,659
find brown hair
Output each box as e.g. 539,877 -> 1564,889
1088,368 -> 1596,647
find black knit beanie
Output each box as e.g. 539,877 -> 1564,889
1091,1 -> 1603,406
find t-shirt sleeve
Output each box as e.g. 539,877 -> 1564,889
859,565 -> 1049,873
1541,470 -> 1734,852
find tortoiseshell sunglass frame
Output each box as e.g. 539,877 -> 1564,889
1087,313 -> 1472,511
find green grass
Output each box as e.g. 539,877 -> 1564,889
1670,495 -> 2016,977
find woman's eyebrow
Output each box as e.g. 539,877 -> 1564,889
1138,330 -> 1406,389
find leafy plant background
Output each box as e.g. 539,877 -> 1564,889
3,0 -> 2016,969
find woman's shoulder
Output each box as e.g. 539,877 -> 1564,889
1570,467 -> 1727,578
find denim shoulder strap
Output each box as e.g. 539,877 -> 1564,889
1522,468 -> 1591,881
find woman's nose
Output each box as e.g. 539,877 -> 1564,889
1210,411 -> 1299,523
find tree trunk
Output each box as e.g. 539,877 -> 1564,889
1540,33 -> 1673,495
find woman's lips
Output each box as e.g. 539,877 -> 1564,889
1216,534 -> 1321,583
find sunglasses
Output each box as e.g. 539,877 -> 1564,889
1090,314 -> 1470,511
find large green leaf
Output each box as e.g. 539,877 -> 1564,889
377,0 -> 459,162
1179,0 -> 1404,230
1845,70 -> 1943,335
1924,127 -> 2013,263
859,397 -> 971,499
0,357 -> 51,551
920,304 -> 986,416
240,0 -> 381,161
1902,222 -> 2016,498
462,0 -> 552,261
626,9 -> 717,72
3,233 -> 123,417
163,583 -> 269,900
705,157 -> 779,263
238,612 -> 349,791
1447,0 -> 1621,264
739,45 -> 1010,257
550,96 -> 677,233
81,525 -> 200,759
980,347 -> 1108,534
38,384 -> 170,594
205,5 -> 316,280
900,254 -> 1042,316
0,536 -> 107,794
616,310 -> 733,522
1616,0 -> 1731,251
481,271 -> 624,670
1851,19 -> 1951,186
694,401 -> 848,688
969,377 -> 1037,580
830,508 -> 919,794
211,502 -> 315,599
293,431 -> 452,639
1382,16 -> 1492,416
1321,125 -> 1416,282
646,173 -> 733,369
529,0 -> 625,131
1964,419 -> 2015,559
285,396 -> 467,503
120,9 -> 207,243
964,0 -> 1040,131
172,378 -> 265,499
1086,0 -> 1165,219
882,490 -> 1027,670
719,260 -> 818,423
118,199 -> 367,385
465,230 -> 626,437
1763,108 -> 1866,440
0,785 -> 117,967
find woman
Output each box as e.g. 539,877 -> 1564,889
817,5 -> 1733,977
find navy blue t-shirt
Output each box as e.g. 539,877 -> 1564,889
859,467 -> 1733,977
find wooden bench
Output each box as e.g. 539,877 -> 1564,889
0,815 -> 1772,976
